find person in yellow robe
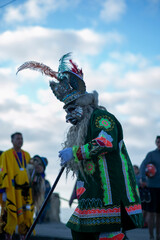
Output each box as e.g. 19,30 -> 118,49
0,132 -> 34,240
0,150 -> 6,235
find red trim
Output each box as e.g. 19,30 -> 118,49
125,204 -> 142,212
75,207 -> 120,215
76,147 -> 83,160
99,233 -> 124,240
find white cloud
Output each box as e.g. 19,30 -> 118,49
99,88 -> 160,166
100,0 -> 126,23
2,0 -> 71,23
0,27 -> 124,65
118,66 -> 160,90
109,52 -> 149,69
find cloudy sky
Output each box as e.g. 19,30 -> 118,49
0,0 -> 160,213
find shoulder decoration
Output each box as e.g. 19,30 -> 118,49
95,115 -> 115,131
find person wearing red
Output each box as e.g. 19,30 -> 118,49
140,136 -> 160,240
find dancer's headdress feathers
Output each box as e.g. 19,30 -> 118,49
17,52 -> 86,105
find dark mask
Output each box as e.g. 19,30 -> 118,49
64,104 -> 84,125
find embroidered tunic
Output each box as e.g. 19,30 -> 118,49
0,148 -> 34,235
66,108 -> 143,233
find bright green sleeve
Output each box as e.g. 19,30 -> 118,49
72,112 -> 119,161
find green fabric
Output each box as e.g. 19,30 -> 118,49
66,108 -> 143,233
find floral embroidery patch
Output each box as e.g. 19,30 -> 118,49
99,118 -> 111,129
95,115 -> 115,131
95,137 -> 113,148
84,160 -> 95,175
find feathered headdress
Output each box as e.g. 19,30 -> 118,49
17,53 -> 86,105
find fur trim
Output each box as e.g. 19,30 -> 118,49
75,91 -> 98,107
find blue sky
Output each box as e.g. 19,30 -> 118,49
0,0 -> 160,213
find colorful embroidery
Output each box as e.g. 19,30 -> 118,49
73,144 -> 91,161
98,155 -> 112,205
125,204 -> 142,215
94,137 -> 113,148
73,131 -> 113,161
79,144 -> 90,159
99,232 -> 124,240
72,145 -> 80,162
79,198 -> 103,209
95,130 -> 113,148
68,203 -> 141,226
119,140 -> 135,202
95,115 -> 115,131
98,130 -> 113,142
99,118 -> 111,129
74,206 -> 120,217
68,214 -> 121,226
76,181 -> 86,199
68,206 -> 121,226
84,161 -> 95,175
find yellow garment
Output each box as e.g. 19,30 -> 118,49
0,153 -> 5,233
1,148 -> 34,235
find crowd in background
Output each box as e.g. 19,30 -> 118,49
0,132 -> 60,240
133,136 -> 160,240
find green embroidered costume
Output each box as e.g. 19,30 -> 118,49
17,53 -> 143,239
66,108 -> 143,233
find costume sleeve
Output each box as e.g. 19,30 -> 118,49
72,113 -> 119,162
0,152 -> 9,189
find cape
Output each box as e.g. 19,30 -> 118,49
66,108 -> 143,232
0,148 -> 34,235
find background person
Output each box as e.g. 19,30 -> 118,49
140,136 -> 160,240
0,132 -> 34,240
27,155 -> 60,223
133,164 -> 149,228
27,155 -> 47,213
0,150 -> 6,237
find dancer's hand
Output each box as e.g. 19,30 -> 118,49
59,148 -> 73,166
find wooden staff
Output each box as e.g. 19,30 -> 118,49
25,166 -> 65,240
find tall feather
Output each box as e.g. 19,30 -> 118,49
16,61 -> 58,79
69,59 -> 79,74
69,59 -> 83,78
58,52 -> 72,73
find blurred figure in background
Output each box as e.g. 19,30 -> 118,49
133,165 -> 141,186
27,155 -> 47,213
0,150 -> 5,237
140,136 -> 160,240
133,165 -> 149,228
27,155 -> 60,223
0,132 -> 34,240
